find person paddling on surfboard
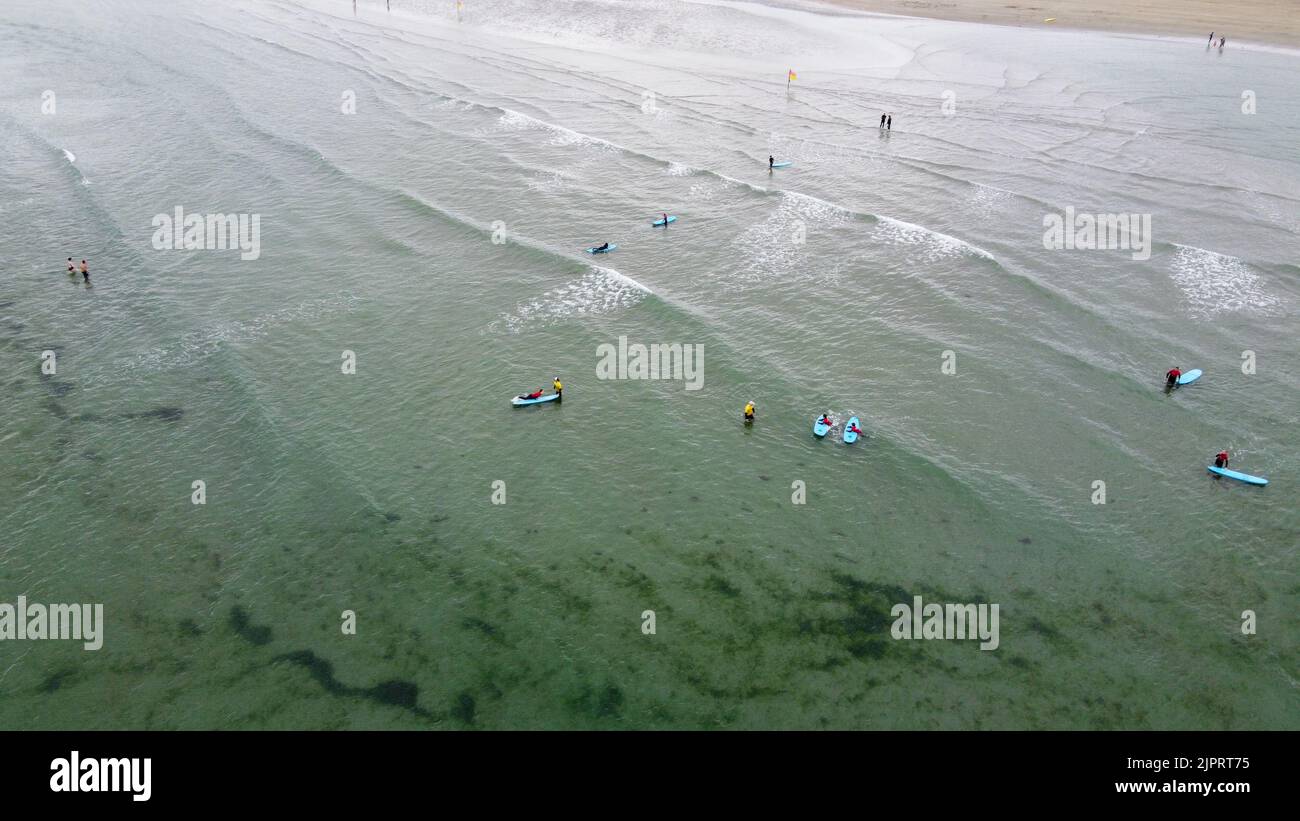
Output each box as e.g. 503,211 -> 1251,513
847,421 -> 862,436
818,412 -> 833,427
1214,450 -> 1229,469
744,401 -> 755,422
593,242 -> 610,252
553,377 -> 563,399
1165,367 -> 1182,387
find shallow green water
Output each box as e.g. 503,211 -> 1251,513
0,0 -> 1296,728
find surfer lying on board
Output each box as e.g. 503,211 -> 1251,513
818,412 -> 834,427
744,401 -> 755,421
1214,450 -> 1229,468
593,242 -> 610,252
519,389 -> 544,400
1165,367 -> 1182,387
847,421 -> 862,436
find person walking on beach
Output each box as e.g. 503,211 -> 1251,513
79,259 -> 89,282
879,113 -> 886,129
886,114 -> 892,131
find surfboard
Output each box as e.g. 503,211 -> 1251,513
512,393 -> 560,407
1207,466 -> 1267,486
1177,369 -> 1202,385
652,216 -> 677,226
770,161 -> 792,168
813,417 -> 831,438
843,417 -> 860,444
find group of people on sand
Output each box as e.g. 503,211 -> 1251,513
65,257 -> 90,283
1165,366 -> 1234,474
1208,32 -> 1226,48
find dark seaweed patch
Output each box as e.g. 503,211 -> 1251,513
452,692 -> 477,724
122,406 -> 183,422
704,575 -> 742,598
229,605 -> 272,645
461,616 -> 502,641
272,649 -> 433,719
39,669 -> 76,693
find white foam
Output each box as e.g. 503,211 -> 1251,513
496,109 -> 619,152
1168,244 -> 1281,317
501,267 -> 649,332
729,191 -> 853,283
873,215 -> 996,261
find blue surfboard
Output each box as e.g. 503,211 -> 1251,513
1207,466 -> 1267,486
843,416 -> 860,444
585,244 -> 617,254
1177,368 -> 1202,385
652,216 -> 677,226
512,392 -> 560,407
770,161 -> 792,168
813,417 -> 831,438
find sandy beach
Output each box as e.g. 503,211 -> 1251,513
815,0 -> 1299,48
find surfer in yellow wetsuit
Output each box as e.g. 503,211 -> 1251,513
553,377 -> 563,400
743,401 -> 755,422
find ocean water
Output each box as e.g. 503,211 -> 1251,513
0,0 -> 1296,729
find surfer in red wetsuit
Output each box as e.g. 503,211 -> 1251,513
1166,367 -> 1182,387
847,421 -> 862,436
1214,450 -> 1229,468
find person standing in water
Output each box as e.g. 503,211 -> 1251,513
887,114 -> 892,130
1214,450 -> 1230,469
879,113 -> 886,128
743,401 -> 755,422
769,155 -> 774,170
1165,366 -> 1182,388
66,257 -> 75,274
79,259 -> 89,282
1208,32 -> 1214,43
